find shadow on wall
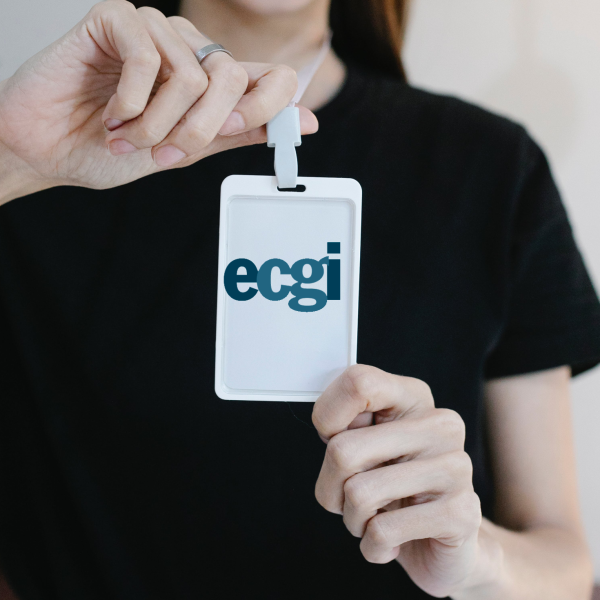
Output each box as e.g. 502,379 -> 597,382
480,0 -> 578,161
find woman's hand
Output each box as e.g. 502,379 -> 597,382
312,365 -> 484,599
0,0 -> 317,203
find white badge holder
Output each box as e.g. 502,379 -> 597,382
214,32 -> 362,402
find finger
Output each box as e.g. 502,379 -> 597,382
217,62 -> 298,136
153,105 -> 318,169
89,1 -> 161,127
105,8 -> 208,153
348,412 -> 374,430
151,17 -> 249,166
312,365 -> 435,442
360,491 -> 482,564
205,105 -> 318,151
342,452 -> 473,538
314,410 -> 466,515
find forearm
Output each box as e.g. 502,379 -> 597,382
453,518 -> 594,600
0,79 -> 54,207
0,154 -> 45,207
0,136 -> 50,207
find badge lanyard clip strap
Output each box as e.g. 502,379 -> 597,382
266,33 -> 332,189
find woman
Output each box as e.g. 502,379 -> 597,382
0,0 -> 599,598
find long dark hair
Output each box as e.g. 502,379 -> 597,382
130,0 -> 407,79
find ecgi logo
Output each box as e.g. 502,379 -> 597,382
224,242 -> 341,313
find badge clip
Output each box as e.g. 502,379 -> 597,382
266,31 -> 332,190
267,107 -> 301,189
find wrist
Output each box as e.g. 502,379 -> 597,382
0,142 -> 49,207
452,520 -> 510,600
0,79 -> 55,206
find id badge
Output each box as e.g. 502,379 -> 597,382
215,175 -> 362,401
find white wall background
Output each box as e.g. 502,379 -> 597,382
404,0 -> 600,581
1,0 -> 599,583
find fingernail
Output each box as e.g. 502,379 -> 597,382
104,118 -> 124,131
154,145 -> 187,167
108,139 -> 137,156
218,111 -> 246,136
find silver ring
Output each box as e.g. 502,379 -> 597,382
195,43 -> 232,64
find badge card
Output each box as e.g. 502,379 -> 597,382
215,175 -> 362,402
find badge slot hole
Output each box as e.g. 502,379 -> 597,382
277,185 -> 306,193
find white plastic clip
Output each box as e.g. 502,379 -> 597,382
266,31 -> 331,189
267,106 -> 301,189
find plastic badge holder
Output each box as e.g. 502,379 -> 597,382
215,175 -> 362,401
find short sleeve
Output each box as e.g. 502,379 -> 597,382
485,135 -> 600,379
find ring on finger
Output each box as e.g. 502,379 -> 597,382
195,43 -> 233,64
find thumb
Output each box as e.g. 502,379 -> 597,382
189,105 -> 318,162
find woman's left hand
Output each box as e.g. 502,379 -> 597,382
312,365 -> 483,598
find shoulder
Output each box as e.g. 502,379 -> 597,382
350,68 -> 540,171
375,72 -> 523,137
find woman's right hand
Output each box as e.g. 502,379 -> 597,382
0,0 -> 317,204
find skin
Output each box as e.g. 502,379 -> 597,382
313,365 -> 593,599
0,0 -> 595,598
0,0 -> 319,206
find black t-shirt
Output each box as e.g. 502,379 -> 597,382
1,67 -> 600,600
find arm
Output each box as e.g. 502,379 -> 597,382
455,366 -> 593,599
0,1 -> 317,208
312,365 -> 594,600
0,133 -> 53,206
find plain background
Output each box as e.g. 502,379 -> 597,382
1,0 -> 599,585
